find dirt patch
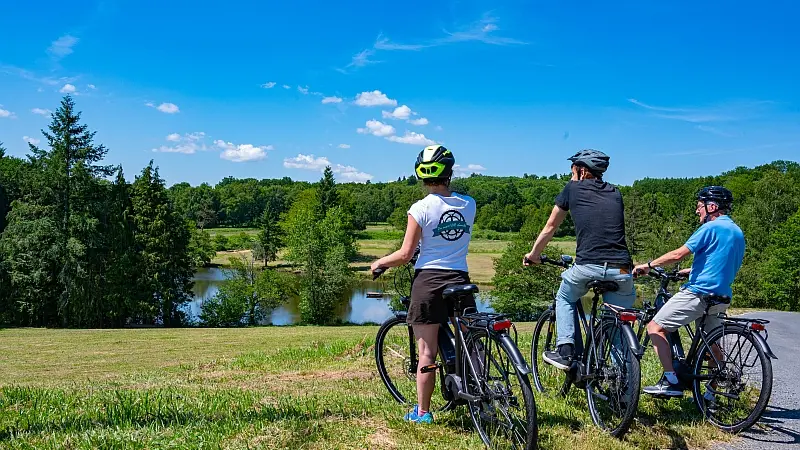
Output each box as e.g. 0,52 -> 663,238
277,369 -> 376,383
368,426 -> 398,449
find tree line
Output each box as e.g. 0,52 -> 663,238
2,96 -> 798,329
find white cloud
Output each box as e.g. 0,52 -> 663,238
23,136 -> 40,145
153,132 -> 206,154
354,90 -> 397,107
145,102 -> 155,107
298,86 -> 309,94
282,84 -> 291,89
382,105 -> 412,120
261,82 -> 277,88
454,163 -> 487,177
283,154 -> 372,183
47,35 -> 79,59
156,103 -> 180,114
435,125 -> 443,131
338,144 -> 351,149
409,117 -> 429,126
322,96 -> 343,104
215,140 -> 272,162
87,84 -> 96,90
386,131 -> 436,146
0,106 -> 14,118
357,119 -> 396,137
347,49 -> 379,69
31,108 -> 51,116
60,83 -> 76,93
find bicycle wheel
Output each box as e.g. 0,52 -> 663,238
585,318 -> 641,438
691,324 -> 773,433
530,308 -> 569,396
464,329 -> 538,450
374,315 -> 455,412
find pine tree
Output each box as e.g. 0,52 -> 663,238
317,166 -> 339,216
252,205 -> 283,266
130,161 -> 194,325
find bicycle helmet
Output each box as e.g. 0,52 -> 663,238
567,149 -> 610,175
415,145 -> 455,180
697,185 -> 733,211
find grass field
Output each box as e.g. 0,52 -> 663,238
208,225 -> 576,285
0,326 -> 732,449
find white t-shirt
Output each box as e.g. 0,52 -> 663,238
408,193 -> 476,272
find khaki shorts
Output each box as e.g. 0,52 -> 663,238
652,288 -> 729,333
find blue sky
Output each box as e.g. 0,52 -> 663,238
1,0 -> 798,186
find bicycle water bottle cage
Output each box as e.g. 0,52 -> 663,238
702,294 -> 731,306
586,280 -> 619,294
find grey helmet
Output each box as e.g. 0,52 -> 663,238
568,149 -> 610,174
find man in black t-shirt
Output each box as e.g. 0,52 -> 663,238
523,149 -> 635,370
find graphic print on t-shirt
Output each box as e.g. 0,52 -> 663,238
433,210 -> 471,241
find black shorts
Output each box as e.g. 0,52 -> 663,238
407,269 -> 476,325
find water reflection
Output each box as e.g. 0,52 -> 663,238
187,267 -> 494,326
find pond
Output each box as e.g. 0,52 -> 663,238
186,267 -> 495,326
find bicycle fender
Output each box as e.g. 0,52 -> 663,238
620,323 -> 644,358
751,328 -> 778,360
497,333 -> 532,375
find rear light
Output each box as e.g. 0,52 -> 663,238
492,319 -> 512,331
750,323 -> 765,331
619,312 -> 637,323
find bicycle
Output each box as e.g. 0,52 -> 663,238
528,254 -> 642,438
373,256 -> 538,449
632,266 -> 777,433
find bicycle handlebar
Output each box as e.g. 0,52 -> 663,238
645,266 -> 688,282
527,254 -> 572,269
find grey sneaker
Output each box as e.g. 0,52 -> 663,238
643,376 -> 684,397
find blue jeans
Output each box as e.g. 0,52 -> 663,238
555,263 -> 636,347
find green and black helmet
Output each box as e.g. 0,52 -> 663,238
415,145 -> 455,180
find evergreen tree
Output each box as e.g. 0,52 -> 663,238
317,166 -> 339,216
130,161 -> 194,325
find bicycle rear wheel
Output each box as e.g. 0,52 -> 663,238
692,324 -> 772,433
374,315 -> 454,412
585,318 -> 641,438
530,308 -> 569,396
465,329 -> 538,449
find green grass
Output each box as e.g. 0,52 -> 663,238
0,327 -> 733,449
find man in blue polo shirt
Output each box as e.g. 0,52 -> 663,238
633,186 -> 745,397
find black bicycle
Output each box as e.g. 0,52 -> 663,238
632,266 -> 777,433
528,254 -> 641,438
373,257 -> 538,449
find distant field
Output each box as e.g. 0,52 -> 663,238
208,225 -> 577,284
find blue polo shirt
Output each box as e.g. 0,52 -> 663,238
683,215 -> 745,297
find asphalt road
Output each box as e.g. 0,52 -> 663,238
715,311 -> 800,450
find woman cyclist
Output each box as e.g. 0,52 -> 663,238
370,145 -> 477,423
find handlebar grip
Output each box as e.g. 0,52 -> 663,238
372,268 -> 386,280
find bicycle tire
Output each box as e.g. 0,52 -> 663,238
374,315 -> 455,412
585,318 -> 640,438
691,324 -> 773,433
530,308 -> 570,396
465,329 -> 538,449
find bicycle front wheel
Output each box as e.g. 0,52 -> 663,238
585,318 -> 641,438
530,308 -> 568,396
465,329 -> 538,450
692,324 -> 773,433
374,315 -> 454,412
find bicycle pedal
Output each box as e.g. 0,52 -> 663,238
420,364 -> 441,374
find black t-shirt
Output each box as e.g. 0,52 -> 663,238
555,180 -> 631,266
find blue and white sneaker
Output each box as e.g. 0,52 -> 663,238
404,404 -> 433,424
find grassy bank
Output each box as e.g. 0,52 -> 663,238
207,225 -> 576,285
0,326 -> 732,449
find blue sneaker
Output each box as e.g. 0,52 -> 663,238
404,404 -> 433,424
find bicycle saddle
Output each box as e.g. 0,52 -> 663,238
586,280 -> 619,293
703,294 -> 731,306
443,284 -> 479,298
